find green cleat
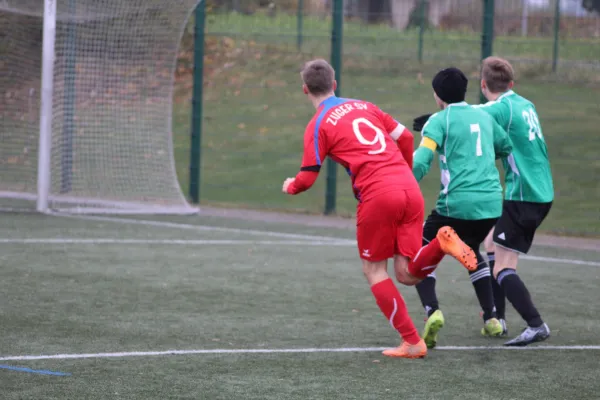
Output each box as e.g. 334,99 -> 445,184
422,310 -> 445,349
480,318 -> 505,337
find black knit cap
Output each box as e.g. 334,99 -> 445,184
431,67 -> 468,104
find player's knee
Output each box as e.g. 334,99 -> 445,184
392,256 -> 408,282
492,264 -> 503,279
493,264 -> 515,279
493,248 -> 519,277
396,271 -> 419,286
393,260 -> 420,286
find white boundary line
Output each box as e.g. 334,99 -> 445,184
1,236 -> 598,267
0,238 -> 350,246
5,214 -> 593,266
521,255 -> 600,267
62,215 -> 600,266
1,345 -> 599,361
58,214 -> 354,244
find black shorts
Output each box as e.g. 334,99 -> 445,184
493,200 -> 552,254
423,210 -> 498,252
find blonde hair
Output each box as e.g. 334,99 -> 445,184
481,56 -> 514,93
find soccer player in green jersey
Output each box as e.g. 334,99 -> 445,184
477,57 -> 553,346
411,68 -> 513,349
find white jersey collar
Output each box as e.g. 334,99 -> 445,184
447,101 -> 469,108
498,90 -> 515,100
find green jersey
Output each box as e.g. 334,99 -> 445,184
475,90 -> 554,203
420,102 -> 513,220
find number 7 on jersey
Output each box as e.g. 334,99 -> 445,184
470,123 -> 482,157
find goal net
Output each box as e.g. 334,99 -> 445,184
0,0 -> 200,214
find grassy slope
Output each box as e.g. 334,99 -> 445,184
173,14 -> 600,236
204,13 -> 600,64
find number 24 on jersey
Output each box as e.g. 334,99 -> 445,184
523,108 -> 543,141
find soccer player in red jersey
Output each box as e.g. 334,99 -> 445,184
281,59 -> 477,358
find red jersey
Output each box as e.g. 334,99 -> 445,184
288,96 -> 418,202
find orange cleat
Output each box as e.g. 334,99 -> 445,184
436,226 -> 478,272
382,339 -> 427,359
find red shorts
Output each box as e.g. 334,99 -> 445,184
356,188 -> 425,262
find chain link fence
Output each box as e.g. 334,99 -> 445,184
179,0 -> 599,236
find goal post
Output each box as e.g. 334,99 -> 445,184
37,0 -> 58,213
0,0 -> 202,214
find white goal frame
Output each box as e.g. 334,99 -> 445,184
37,0 -> 58,213
1,0 -> 200,215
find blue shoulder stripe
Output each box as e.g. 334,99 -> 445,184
313,96 -> 348,165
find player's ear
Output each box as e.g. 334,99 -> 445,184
508,81 -> 514,90
332,80 -> 337,92
302,84 -> 309,95
480,79 -> 486,91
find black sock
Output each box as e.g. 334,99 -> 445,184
415,276 -> 439,317
488,252 -> 506,319
469,252 -> 496,321
497,269 -> 543,327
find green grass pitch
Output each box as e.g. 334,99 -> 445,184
1,212 -> 599,399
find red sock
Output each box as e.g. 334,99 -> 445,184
408,238 -> 446,280
371,278 -> 420,345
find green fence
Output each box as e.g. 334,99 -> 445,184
175,0 -> 600,236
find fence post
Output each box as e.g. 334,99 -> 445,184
480,0 -> 495,104
521,0 -> 529,37
297,0 -> 304,50
552,0 -> 561,72
325,0 -> 343,215
61,0 -> 76,194
418,0 -> 427,63
189,0 -> 206,204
